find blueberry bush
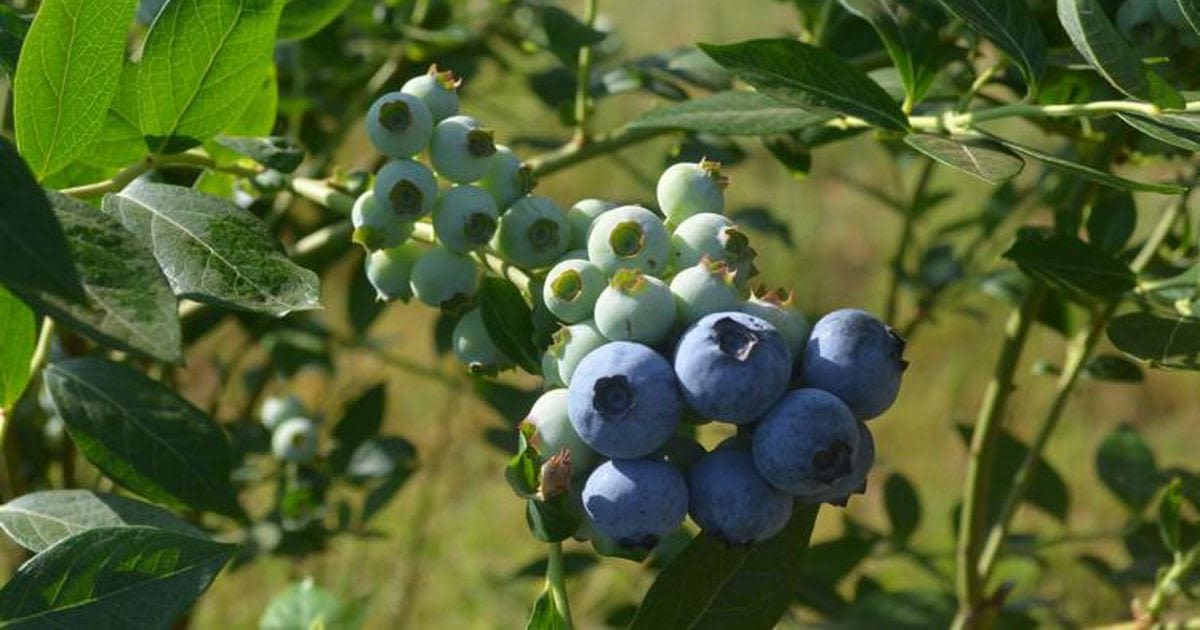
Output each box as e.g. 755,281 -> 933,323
1,0 -> 1200,628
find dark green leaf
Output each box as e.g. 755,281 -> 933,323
214,136 -> 303,173
45,357 -> 243,518
278,0 -> 353,41
1083,354 -> 1144,382
1119,112 -> 1200,153
0,526 -> 235,629
1056,0 -> 1184,108
343,437 -> 416,483
526,588 -> 570,630
763,133 -> 813,179
1177,0 -> 1200,37
260,578 -> 366,630
840,0 -> 944,104
699,39 -> 909,131
473,378 -> 540,428
0,490 -> 204,552
540,6 -> 606,68
0,286 -> 35,408
1108,312 -> 1200,370
0,6 -> 30,78
885,473 -> 921,544
629,91 -> 829,136
840,589 -> 956,629
904,134 -> 1024,184
13,191 -> 180,363
1003,229 -> 1135,301
526,497 -> 581,543
348,252 -> 387,335
1086,189 -> 1136,254
13,0 -> 137,178
955,425 -> 1069,521
330,384 -> 386,473
1158,478 -> 1184,552
987,134 -> 1186,194
630,504 -> 819,629
936,0 -> 1046,94
85,64 -> 149,169
1096,424 -> 1162,511
479,277 -> 540,374
506,423 -> 541,498
103,180 -> 321,317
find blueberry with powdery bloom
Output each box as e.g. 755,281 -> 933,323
688,438 -> 792,544
800,309 -> 907,420
581,459 -> 688,549
673,312 -> 791,424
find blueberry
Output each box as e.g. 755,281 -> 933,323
432,185 -> 498,253
797,421 -> 875,506
491,196 -> 570,268
547,319 -> 607,385
352,190 -> 415,251
751,389 -> 869,501
567,198 -> 618,250
587,205 -> 671,277
541,350 -> 563,387
669,259 -> 740,325
581,459 -> 688,549
272,417 -> 318,463
673,312 -> 791,423
594,269 -> 675,345
568,341 -> 681,458
409,245 -> 479,309
740,288 -> 810,358
400,64 -> 461,123
524,389 -> 600,477
429,115 -> 497,183
373,158 -> 438,222
657,159 -> 727,225
544,259 -> 605,323
478,145 -> 535,209
366,92 -> 434,158
800,309 -> 906,420
671,213 -> 757,282
365,243 -> 421,302
689,439 -> 792,544
452,308 -> 511,374
656,434 -> 706,474
261,395 -> 306,432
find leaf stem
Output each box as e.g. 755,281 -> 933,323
1145,545 -> 1200,621
572,0 -> 600,146
60,151 -> 262,199
528,125 -> 672,178
547,541 -> 575,629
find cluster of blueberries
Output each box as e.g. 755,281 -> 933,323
351,66 -> 906,549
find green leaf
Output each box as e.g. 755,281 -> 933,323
12,191 -> 181,363
936,0 -> 1047,95
1176,0 -> 1200,37
102,180 -> 321,317
540,6 -> 606,68
0,137 -> 84,302
138,0 -> 284,154
506,423 -> 541,499
840,0 -> 944,105
278,0 -> 353,41
1118,112 -> 1200,153
987,134 -> 1186,194
45,357 -> 244,518
1095,424 -> 1162,511
955,425 -> 1069,521
629,504 -> 819,629
0,286 -> 35,409
699,39 -> 909,131
85,64 -> 148,169
0,6 -> 31,78
1108,312 -> 1200,370
214,136 -> 304,173
526,497 -> 581,543
526,588 -> 570,630
330,384 -> 385,473
904,134 -> 1023,184
1056,0 -> 1184,108
12,0 -> 138,178
629,91 -> 829,136
763,133 -> 814,180
884,473 -> 921,545
0,526 -> 235,629
479,277 -> 540,374
1003,229 -> 1135,301
1158,478 -> 1183,552
1085,189 -> 1136,254
260,578 -> 366,630
0,490 -> 205,552
1083,354 -> 1144,382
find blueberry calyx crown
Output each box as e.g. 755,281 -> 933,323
721,227 -> 759,276
526,218 -> 561,251
752,286 -> 794,308
378,99 -> 413,133
463,211 -> 498,245
698,156 -> 731,189
593,375 -> 634,416
427,63 -> 462,91
697,256 -> 738,285
537,450 -> 572,500
886,326 -> 910,372
550,269 -> 584,301
514,163 -> 536,196
388,180 -> 425,218
609,220 -> 646,258
610,268 -> 647,295
812,439 -> 853,484
712,316 -> 759,361
466,128 -> 497,158
549,326 -> 573,356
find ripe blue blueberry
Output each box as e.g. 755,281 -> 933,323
524,389 -> 600,477
547,319 -> 607,385
669,259 -> 740,325
409,245 -> 479,309
581,459 -> 688,549
671,213 -> 757,282
751,388 -> 868,501
689,439 -> 792,544
452,308 -> 511,374
272,417 -> 318,463
432,185 -> 499,253
567,198 -> 618,250
491,196 -> 570,268
478,145 -> 535,209
740,288 -> 810,358
400,64 -> 461,123
673,311 -> 791,423
656,434 -> 706,474
429,115 -> 497,183
261,395 -> 306,432
800,309 -> 906,420
656,158 -> 727,225
373,158 -> 438,222
543,259 -> 606,324
366,92 -> 434,158
587,205 -> 671,277
798,421 -> 875,506
365,243 -> 421,302
352,190 -> 414,251
568,341 -> 682,458
593,269 -> 676,345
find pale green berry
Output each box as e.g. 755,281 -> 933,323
373,159 -> 438,222
656,158 -> 727,225
543,259 -> 605,324
542,351 -> 564,387
400,64 -> 460,123
567,198 -> 617,249
491,196 -> 570,268
453,308 -> 511,374
365,243 -> 421,302
559,249 -> 588,262
352,190 -> 414,251
548,319 -> 606,385
741,288 -> 810,357
586,205 -> 671,277
366,92 -> 434,158
410,246 -> 479,309
261,395 -> 306,432
433,185 -> 498,253
593,269 -> 675,344
671,213 -> 757,282
429,115 -> 497,184
478,145 -> 535,209
669,259 -> 740,324
272,417 -> 318,463
523,389 -> 600,477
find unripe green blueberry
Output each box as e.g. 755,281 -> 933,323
670,259 -> 740,324
352,190 -> 415,251
741,288 -> 810,358
429,115 -> 497,183
365,243 -> 421,302
373,159 -> 438,222
261,395 -> 307,432
400,64 -> 461,123
587,205 -> 671,277
559,249 -> 588,262
491,196 -> 570,268
366,92 -> 434,158
656,158 -> 727,225
272,417 -> 318,463
547,319 -> 606,385
452,308 -> 511,374
433,185 -> 499,253
409,245 -> 479,309
543,259 -> 605,323
542,350 -> 564,387
594,269 -> 675,344
671,213 -> 757,282
567,198 -> 618,249
523,388 -> 600,477
478,145 -> 535,209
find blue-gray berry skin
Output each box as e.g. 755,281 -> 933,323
272,417 -> 318,463
429,115 -> 497,183
365,243 -> 421,302
352,190 -> 414,251
568,341 -> 682,459
568,199 -> 618,250
582,459 -> 688,549
525,389 -> 600,477
689,439 -> 792,544
587,205 -> 671,277
657,159 -> 727,225
452,308 -> 511,374
491,196 -> 570,268
478,145 -> 535,209
432,185 -> 498,253
795,421 -> 875,506
673,312 -> 791,424
800,309 -> 906,420
409,246 -> 479,309
740,291 -> 809,359
366,92 -> 434,158
400,66 -> 460,123
751,389 -> 865,499
373,159 -> 438,222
